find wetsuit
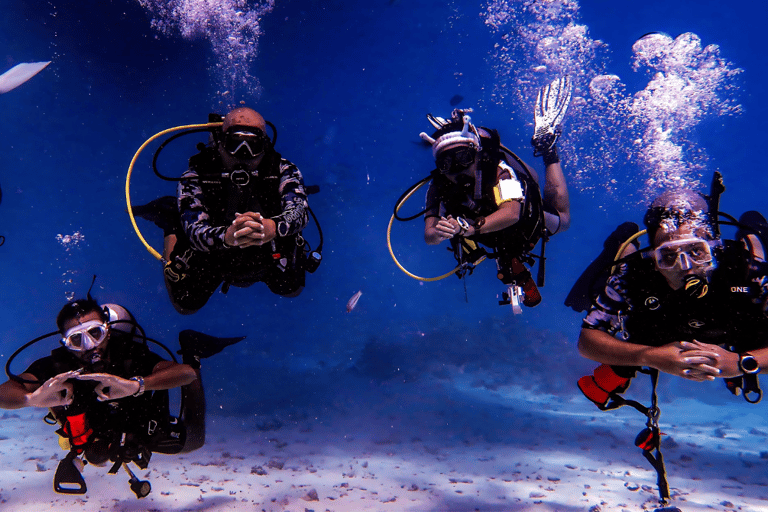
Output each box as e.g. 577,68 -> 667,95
24,331 -> 185,463
164,145 -> 309,313
583,241 -> 768,351
424,130 -> 545,283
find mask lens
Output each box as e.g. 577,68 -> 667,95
654,239 -> 712,269
68,332 -> 84,349
224,130 -> 266,159
87,326 -> 106,340
62,321 -> 108,352
685,242 -> 711,264
454,147 -> 475,167
436,145 -> 476,173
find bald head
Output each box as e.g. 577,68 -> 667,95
222,107 -> 266,133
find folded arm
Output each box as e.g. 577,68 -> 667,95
75,360 -> 197,401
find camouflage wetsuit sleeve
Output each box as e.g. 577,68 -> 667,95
272,158 -> 309,238
177,158 -> 309,252
178,168 -> 229,251
582,263 -> 632,337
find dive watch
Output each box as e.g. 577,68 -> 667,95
130,376 -> 146,396
739,353 -> 760,374
456,217 -> 470,236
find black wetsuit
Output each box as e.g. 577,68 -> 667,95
583,241 -> 768,351
164,145 -> 309,313
25,332 -> 185,461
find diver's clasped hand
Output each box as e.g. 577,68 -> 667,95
25,370 -> 80,408
434,216 -> 472,243
679,340 -> 742,379
644,340 -> 744,381
74,373 -> 141,401
643,341 -> 719,382
225,212 -> 277,248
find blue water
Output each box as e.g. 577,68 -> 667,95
1,0 -> 767,494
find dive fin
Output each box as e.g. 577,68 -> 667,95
0,61 -> 50,94
178,329 -> 246,360
736,211 -> 768,262
532,76 -> 573,152
53,452 -> 87,494
565,222 -> 640,312
132,196 -> 181,236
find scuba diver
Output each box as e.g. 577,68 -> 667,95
0,293 -> 244,497
134,107 -> 316,315
411,77 -> 572,312
575,186 -> 768,510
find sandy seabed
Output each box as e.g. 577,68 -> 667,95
0,384 -> 766,512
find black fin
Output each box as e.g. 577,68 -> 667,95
177,329 -> 246,361
565,222 -> 640,312
737,211 -> 768,243
53,452 -> 87,494
132,196 -> 180,236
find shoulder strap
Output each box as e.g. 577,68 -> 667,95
188,145 -> 220,175
478,127 -> 501,165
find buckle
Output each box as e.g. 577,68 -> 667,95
230,169 -> 251,186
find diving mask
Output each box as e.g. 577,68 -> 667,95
61,320 -> 109,352
652,237 -> 713,270
436,144 -> 476,173
223,126 -> 268,159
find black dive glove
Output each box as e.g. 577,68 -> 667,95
531,129 -> 560,166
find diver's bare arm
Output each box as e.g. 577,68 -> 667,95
578,328 -> 651,367
0,378 -> 37,409
543,161 -> 570,233
578,328 -> 719,381
76,362 -> 197,401
470,201 -> 521,236
144,360 -> 197,391
0,371 -> 76,409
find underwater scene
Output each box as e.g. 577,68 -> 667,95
1,0 -> 767,510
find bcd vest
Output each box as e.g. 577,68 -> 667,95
431,129 -> 545,258
619,241 -> 767,350
187,145 -> 284,225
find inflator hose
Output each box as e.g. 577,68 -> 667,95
125,122 -> 223,261
387,177 -> 485,281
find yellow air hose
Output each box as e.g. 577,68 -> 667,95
611,229 -> 647,273
386,179 -> 485,281
125,122 -> 223,261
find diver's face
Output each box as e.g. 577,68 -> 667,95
653,224 -> 713,290
61,310 -> 111,365
435,142 -> 477,178
218,129 -> 266,171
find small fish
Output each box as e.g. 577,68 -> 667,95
346,290 -> 362,313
